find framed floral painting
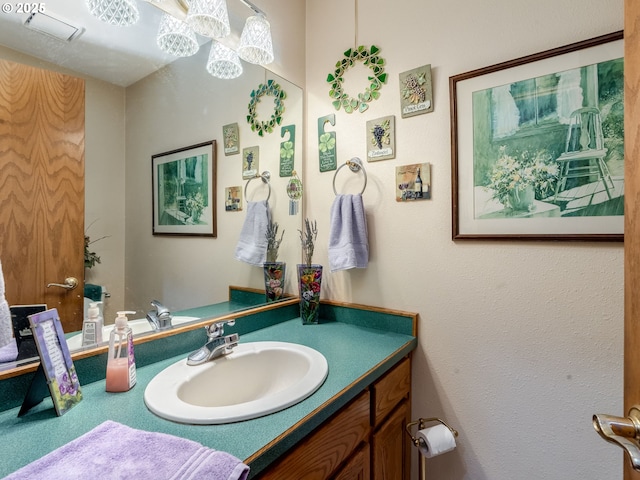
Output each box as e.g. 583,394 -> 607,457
152,141 -> 216,237
450,31 -> 623,241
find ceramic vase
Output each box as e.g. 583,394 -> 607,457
508,184 -> 535,212
297,264 -> 323,325
263,262 -> 286,302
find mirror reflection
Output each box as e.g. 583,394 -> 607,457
0,0 -> 303,372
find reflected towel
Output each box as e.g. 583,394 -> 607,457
328,194 -> 369,272
234,200 -> 270,266
0,260 -> 13,350
0,338 -> 17,363
5,420 -> 250,480
83,283 -> 103,302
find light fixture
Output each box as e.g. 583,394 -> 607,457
186,0 -> 230,39
237,14 -> 273,65
206,41 -> 243,79
157,13 -> 199,57
145,0 -> 275,79
85,0 -> 139,26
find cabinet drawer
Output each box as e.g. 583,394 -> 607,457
258,390 -> 371,480
373,357 -> 410,426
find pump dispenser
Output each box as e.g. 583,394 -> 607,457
81,302 -> 104,346
106,311 -> 137,392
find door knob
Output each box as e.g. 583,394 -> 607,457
593,406 -> 640,470
46,277 -> 79,290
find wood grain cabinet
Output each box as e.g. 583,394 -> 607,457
257,356 -> 411,480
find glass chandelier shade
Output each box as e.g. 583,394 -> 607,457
206,41 -> 243,79
157,14 -> 200,57
85,0 -> 139,26
237,14 -> 274,65
186,0 -> 231,39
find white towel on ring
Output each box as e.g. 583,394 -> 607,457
328,194 -> 369,272
234,200 -> 270,266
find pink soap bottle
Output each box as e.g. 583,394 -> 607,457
106,311 -> 137,393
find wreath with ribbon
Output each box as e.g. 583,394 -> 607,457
247,79 -> 286,137
327,45 -> 387,114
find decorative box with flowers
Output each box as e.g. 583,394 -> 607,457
264,221 -> 286,302
298,219 -> 322,325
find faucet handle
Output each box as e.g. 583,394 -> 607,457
205,319 -> 235,339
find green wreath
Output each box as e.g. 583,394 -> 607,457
327,45 -> 387,114
247,79 -> 286,137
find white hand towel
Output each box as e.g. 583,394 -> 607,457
234,200 -> 270,266
0,260 -> 14,350
328,194 -> 369,272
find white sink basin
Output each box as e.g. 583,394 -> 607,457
144,341 -> 329,424
66,316 -> 199,351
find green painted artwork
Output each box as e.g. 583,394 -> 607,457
279,125 -> 296,177
473,57 -> 623,219
318,114 -> 337,172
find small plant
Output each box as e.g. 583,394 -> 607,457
84,221 -> 109,269
186,191 -> 205,222
299,218 -> 318,266
265,221 -> 285,263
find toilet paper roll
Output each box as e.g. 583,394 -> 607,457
417,424 -> 457,458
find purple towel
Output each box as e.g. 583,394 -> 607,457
328,194 -> 369,272
5,420 -> 249,480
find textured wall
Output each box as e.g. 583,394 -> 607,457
304,1 -> 624,478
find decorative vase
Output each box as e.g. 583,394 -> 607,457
508,184 -> 535,212
297,264 -> 323,325
264,262 -> 286,302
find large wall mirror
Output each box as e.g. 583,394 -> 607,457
0,0 -> 303,374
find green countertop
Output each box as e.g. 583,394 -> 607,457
0,316 -> 416,478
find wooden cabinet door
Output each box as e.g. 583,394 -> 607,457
0,59 -> 85,332
258,391 -> 371,480
332,442 -> 370,480
373,400 -> 411,480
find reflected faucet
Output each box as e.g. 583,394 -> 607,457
146,300 -> 172,331
187,319 -> 239,366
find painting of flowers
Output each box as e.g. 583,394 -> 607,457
451,32 -> 623,239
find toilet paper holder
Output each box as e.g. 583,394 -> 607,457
406,417 -> 459,447
406,418 -> 458,480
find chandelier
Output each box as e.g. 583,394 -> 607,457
85,0 -> 274,79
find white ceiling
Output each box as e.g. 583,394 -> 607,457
0,0 -> 254,87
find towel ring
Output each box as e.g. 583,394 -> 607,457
332,157 -> 367,196
244,171 -> 271,202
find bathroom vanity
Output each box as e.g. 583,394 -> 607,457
0,298 -> 417,479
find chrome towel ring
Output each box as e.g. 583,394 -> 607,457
244,171 -> 271,202
332,157 -> 367,196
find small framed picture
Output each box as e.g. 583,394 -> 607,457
366,115 -> 395,162
223,122 -> 239,156
399,65 -> 433,118
152,141 -> 216,237
396,163 -> 431,201
224,186 -> 242,212
242,146 -> 259,179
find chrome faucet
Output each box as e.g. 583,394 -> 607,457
187,319 -> 239,366
146,300 -> 172,331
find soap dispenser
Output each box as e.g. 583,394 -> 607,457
106,311 -> 137,393
81,302 -> 103,346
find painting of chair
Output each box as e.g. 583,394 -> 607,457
553,107 -> 614,202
